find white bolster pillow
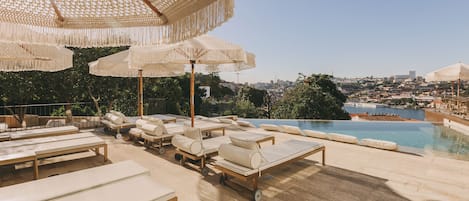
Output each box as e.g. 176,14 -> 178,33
171,135 -> 202,155
280,125 -> 303,135
136,119 -> 147,129
141,123 -> 163,136
219,143 -> 262,169
260,124 -> 280,131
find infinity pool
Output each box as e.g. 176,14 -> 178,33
247,119 -> 469,160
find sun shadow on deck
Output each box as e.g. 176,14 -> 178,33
200,160 -> 410,201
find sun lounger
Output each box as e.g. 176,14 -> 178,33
0,160 -> 177,201
328,133 -> 358,144
101,110 -> 135,137
136,120 -> 229,154
1,125 -> 79,141
360,138 -> 398,151
215,140 -> 325,201
173,129 -> 275,176
0,132 -> 107,179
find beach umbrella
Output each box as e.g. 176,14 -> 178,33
0,42 -> 73,72
425,62 -> 469,109
425,63 -> 469,82
129,35 -> 255,127
0,0 -> 234,47
89,50 -> 185,116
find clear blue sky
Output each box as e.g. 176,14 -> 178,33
209,0 -> 469,83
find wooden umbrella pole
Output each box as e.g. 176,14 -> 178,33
190,60 -> 195,127
138,69 -> 144,117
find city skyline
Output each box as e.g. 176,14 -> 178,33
209,0 -> 469,83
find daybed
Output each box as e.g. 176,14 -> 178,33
0,132 -> 107,179
215,139 -> 325,201
0,125 -> 79,141
101,110 -> 135,137
172,128 -> 275,176
0,160 -> 177,201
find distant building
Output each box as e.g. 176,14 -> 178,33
394,70 -> 417,82
409,70 -> 416,80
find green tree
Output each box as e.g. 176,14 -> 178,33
272,74 -> 350,120
234,99 -> 258,118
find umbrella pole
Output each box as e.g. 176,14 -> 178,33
190,60 -> 195,127
138,69 -> 144,117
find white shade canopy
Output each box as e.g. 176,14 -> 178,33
89,50 -> 184,78
129,35 -> 249,66
0,0 -> 234,47
0,43 -> 73,72
425,62 -> 469,82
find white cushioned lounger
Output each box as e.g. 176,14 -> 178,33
259,124 -> 280,132
0,132 -> 107,179
0,133 -> 10,142
280,125 -> 303,135
6,126 -> 79,140
0,132 -> 95,149
0,160 -> 177,201
215,140 -> 325,200
360,138 -> 398,151
216,140 -> 324,176
303,129 -> 328,139
328,133 -> 358,144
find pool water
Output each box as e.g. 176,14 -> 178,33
247,119 -> 469,160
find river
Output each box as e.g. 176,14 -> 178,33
343,106 -> 425,120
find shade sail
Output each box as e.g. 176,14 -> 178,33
89,50 -> 184,77
0,43 -> 73,72
0,0 -> 234,47
425,63 -> 469,82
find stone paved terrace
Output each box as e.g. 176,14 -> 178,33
1,127 -> 468,201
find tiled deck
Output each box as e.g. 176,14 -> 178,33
1,127 -> 468,201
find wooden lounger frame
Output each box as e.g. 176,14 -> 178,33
176,136 -> 276,176
0,143 -> 108,180
12,129 -> 78,140
215,146 -> 325,200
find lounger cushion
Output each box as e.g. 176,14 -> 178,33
184,127 -> 202,141
195,115 -> 209,120
260,124 -> 280,131
207,118 -> 221,123
108,113 -> 124,125
280,125 -> 303,135
171,135 -> 202,155
104,113 -> 113,121
135,119 -> 147,129
230,136 -> 259,150
328,133 -> 358,144
216,140 -> 324,176
218,118 -> 236,125
141,123 -> 163,136
45,119 -> 66,127
129,128 -> 144,138
9,126 -> 79,140
303,130 -> 328,139
236,120 -> 256,128
0,123 -> 8,132
111,110 -> 129,123
360,138 -> 398,150
219,143 -> 262,169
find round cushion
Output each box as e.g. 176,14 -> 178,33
219,143 -> 262,169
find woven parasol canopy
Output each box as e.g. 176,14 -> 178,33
0,42 -> 73,72
0,0 -> 234,47
89,46 -> 254,117
129,35 -> 255,126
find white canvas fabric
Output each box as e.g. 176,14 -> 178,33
260,124 -> 280,132
229,136 -> 259,150
0,43 -> 73,72
141,124 -> 163,136
0,161 -> 176,201
328,133 -> 358,144
216,140 -> 324,176
360,138 -> 398,150
280,125 -> 304,135
171,134 -> 202,155
425,62 -> 469,81
0,0 -> 234,47
110,110 -> 129,123
218,143 -> 262,169
8,126 -> 78,140
303,129 -> 329,139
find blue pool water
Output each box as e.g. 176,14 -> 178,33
247,119 -> 469,159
